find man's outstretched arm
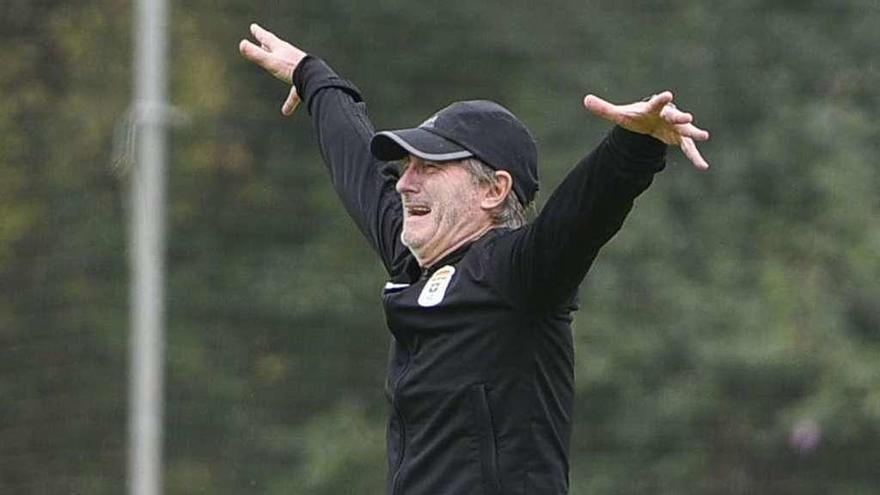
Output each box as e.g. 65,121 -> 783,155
499,92 -> 710,309
239,24 -> 410,276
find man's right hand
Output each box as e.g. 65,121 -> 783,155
239,23 -> 306,116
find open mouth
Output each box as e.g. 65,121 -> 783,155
405,204 -> 432,217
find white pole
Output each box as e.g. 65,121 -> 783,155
129,0 -> 169,493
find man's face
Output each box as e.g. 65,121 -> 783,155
395,156 -> 490,265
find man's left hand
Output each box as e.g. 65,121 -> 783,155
583,91 -> 711,170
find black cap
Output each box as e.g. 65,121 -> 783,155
370,100 -> 539,204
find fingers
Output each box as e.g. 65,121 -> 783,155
645,91 -> 673,113
680,137 -> 709,170
281,86 -> 301,116
240,35 -> 294,82
648,91 -> 712,169
584,91 -> 712,169
650,91 -> 698,127
660,104 -> 693,125
585,91 -> 696,129
583,94 -> 623,124
652,92 -> 698,128
675,122 -> 710,141
239,39 -> 270,65
250,23 -> 280,51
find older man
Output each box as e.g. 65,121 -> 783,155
240,23 -> 709,495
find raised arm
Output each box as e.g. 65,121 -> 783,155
497,92 -> 710,309
239,24 -> 409,276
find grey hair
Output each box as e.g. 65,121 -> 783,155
459,158 -> 529,229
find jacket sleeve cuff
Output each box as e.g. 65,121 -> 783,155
292,55 -> 363,114
607,126 -> 667,175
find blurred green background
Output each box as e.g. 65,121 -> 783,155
1,0 -> 879,493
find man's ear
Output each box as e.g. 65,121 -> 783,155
481,170 -> 513,211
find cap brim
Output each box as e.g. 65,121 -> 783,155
370,128 -> 473,162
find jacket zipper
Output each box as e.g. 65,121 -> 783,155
389,340 -> 415,495
389,400 -> 406,474
475,384 -> 502,494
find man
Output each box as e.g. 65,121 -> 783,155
239,23 -> 709,495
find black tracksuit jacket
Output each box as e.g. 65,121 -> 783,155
293,56 -> 666,495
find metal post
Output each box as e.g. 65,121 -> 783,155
129,0 -> 169,493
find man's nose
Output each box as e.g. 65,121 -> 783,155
395,165 -> 419,194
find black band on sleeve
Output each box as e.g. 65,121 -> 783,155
607,126 -> 667,175
292,55 -> 363,114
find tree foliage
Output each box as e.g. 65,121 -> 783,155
1,1 -> 878,493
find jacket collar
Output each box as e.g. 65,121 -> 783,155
419,227 -> 508,280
